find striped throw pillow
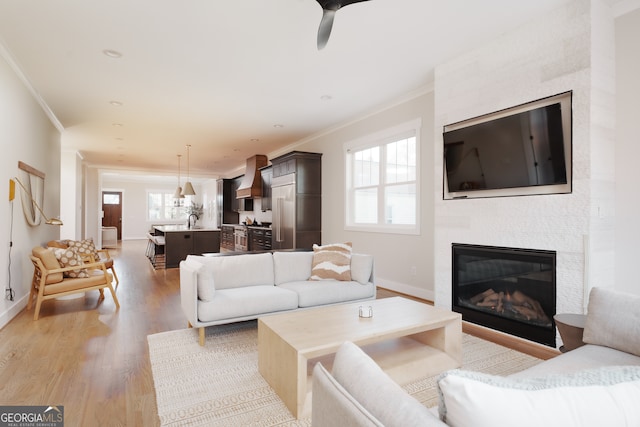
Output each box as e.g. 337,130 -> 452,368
310,242 -> 352,281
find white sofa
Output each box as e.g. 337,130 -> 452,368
312,287 -> 640,427
180,251 -> 375,345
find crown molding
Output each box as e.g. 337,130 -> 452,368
0,37 -> 64,133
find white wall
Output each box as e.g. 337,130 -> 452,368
296,91 -> 436,300
614,8 -> 640,295
100,175 -> 210,239
433,0 -> 616,319
0,52 -> 61,328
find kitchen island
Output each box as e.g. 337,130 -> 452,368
153,225 -> 221,268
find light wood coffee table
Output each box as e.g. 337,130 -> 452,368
258,297 -> 462,419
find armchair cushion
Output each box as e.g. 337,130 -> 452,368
32,246 -> 63,284
43,269 -> 114,295
49,247 -> 89,278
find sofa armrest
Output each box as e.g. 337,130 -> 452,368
179,260 -> 200,327
312,363 -> 383,427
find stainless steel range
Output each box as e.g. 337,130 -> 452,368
233,225 -> 248,252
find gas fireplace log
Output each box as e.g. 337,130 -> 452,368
470,289 -> 496,305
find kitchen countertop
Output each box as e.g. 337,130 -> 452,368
221,223 -> 272,230
154,225 -> 220,233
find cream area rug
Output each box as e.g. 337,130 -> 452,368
148,321 -> 542,426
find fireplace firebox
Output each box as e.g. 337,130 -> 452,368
452,244 -> 556,347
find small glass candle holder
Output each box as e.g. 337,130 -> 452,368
358,305 -> 373,318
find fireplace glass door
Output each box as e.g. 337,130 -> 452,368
452,244 -> 556,347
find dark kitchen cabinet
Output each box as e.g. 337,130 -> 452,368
260,165 -> 272,211
270,151 -> 322,250
249,228 -> 272,251
216,179 -> 238,225
164,230 -> 220,268
221,225 -> 235,251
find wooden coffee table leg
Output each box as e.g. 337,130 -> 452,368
258,320 -> 307,418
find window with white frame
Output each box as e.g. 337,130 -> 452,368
147,191 -> 190,220
345,119 -> 420,234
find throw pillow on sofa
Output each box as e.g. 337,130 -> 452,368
67,238 -> 100,262
583,287 -> 640,357
310,242 -> 352,281
49,247 -> 89,278
437,366 -> 640,427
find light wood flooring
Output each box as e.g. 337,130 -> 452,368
0,239 -> 557,427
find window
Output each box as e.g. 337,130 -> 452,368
345,119 -> 420,234
147,191 -> 190,220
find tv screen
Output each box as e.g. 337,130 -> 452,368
443,92 -> 572,199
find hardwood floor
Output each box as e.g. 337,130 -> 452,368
0,239 -> 182,427
0,240 -> 558,427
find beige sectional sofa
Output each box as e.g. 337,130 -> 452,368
312,287 -> 640,426
179,250 -> 375,345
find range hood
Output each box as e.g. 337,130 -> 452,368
236,154 -> 268,199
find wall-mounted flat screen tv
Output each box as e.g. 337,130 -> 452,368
443,91 -> 572,200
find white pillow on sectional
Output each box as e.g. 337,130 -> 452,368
583,287 -> 640,357
437,366 -> 640,427
273,251 -> 313,285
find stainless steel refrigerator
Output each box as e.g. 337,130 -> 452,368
272,174 -> 296,250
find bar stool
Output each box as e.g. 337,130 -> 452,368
153,236 -> 166,269
145,233 -> 156,262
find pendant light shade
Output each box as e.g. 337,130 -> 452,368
182,144 -> 196,196
174,154 -> 185,199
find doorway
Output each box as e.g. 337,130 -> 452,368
102,191 -> 123,241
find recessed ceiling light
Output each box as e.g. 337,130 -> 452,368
273,124 -> 284,128
103,49 -> 123,58
110,100 -> 123,107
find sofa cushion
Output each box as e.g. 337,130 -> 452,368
273,251 -> 313,285
583,287 -> 640,357
278,280 -> 375,308
331,342 -> 444,427
49,247 -> 89,278
351,254 -> 373,285
510,344 -> 640,379
187,253 -> 275,291
312,362 -> 385,427
437,366 -> 640,427
310,242 -> 352,281
197,286 -> 298,322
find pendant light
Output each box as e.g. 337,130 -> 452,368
173,154 -> 185,199
182,144 -> 196,196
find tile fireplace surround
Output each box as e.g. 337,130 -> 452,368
432,0 -> 616,350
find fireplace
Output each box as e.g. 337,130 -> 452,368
452,244 -> 556,347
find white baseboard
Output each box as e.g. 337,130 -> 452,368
0,294 -> 28,330
376,278 -> 435,302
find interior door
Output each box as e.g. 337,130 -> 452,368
102,191 -> 122,240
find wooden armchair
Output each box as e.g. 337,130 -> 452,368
47,239 -> 119,286
28,246 -> 120,320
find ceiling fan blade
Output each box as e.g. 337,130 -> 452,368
317,8 -> 336,50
